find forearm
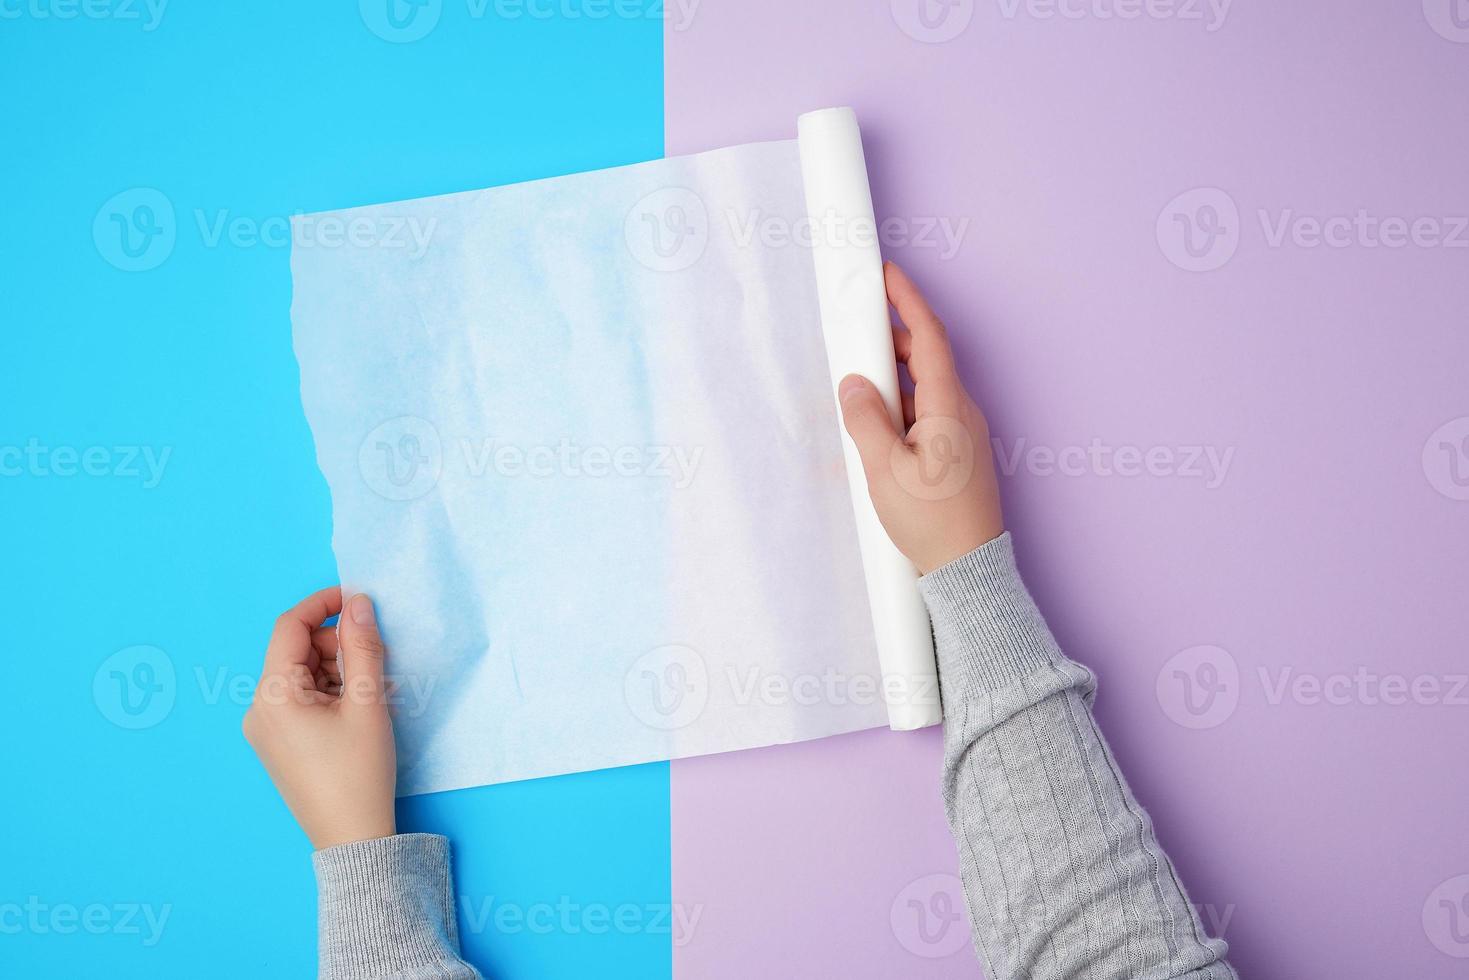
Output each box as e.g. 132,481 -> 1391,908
313,833 -> 481,980
920,533 -> 1235,980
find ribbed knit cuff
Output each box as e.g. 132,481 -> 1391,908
918,532 -> 1068,697
312,833 -> 471,980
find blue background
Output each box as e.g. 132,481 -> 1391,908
1,2 -> 669,976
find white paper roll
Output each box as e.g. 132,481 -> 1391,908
797,107 -> 942,731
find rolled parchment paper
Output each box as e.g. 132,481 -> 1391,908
797,107 -> 943,731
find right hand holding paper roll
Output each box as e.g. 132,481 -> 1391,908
837,262 -> 1005,575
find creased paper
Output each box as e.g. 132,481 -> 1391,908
291,108 -> 939,795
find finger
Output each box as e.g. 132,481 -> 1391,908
315,666 -> 343,695
264,586 -> 343,676
337,593 -> 386,711
838,374 -> 905,488
891,323 -> 913,365
885,262 -> 961,416
885,262 -> 954,376
901,391 -> 916,429
312,626 -> 343,693
251,663 -> 330,708
311,626 -> 341,688
312,625 -> 339,659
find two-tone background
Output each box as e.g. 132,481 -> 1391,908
4,1 -> 1467,976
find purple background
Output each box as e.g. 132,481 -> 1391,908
667,2 -> 1469,977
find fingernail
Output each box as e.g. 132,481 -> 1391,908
350,594 -> 376,627
839,375 -> 866,402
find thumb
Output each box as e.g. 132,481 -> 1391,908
337,593 -> 387,711
838,374 -> 904,485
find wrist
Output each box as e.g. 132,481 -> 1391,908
310,819 -> 397,851
915,519 -> 1004,575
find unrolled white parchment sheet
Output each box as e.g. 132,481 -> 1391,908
291,108 -> 940,795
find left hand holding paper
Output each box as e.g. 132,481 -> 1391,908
243,589 -> 398,849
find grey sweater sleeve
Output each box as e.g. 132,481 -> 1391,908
312,833 -> 482,980
918,532 -> 1237,980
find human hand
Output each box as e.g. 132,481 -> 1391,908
837,262 -> 1004,575
242,588 -> 397,850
